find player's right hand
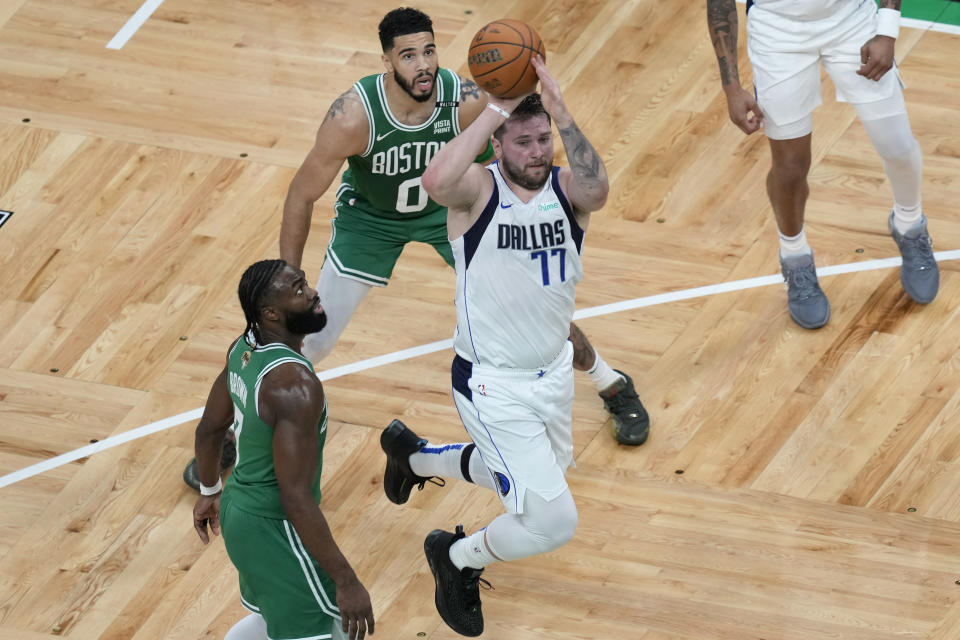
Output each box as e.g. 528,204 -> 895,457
724,85 -> 764,135
337,577 -> 375,639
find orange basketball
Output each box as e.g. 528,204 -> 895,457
467,19 -> 546,99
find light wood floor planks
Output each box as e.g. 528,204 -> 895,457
1,0 -> 960,638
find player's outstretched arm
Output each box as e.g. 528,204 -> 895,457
192,361 -> 234,544
267,365 -> 375,640
707,0 -> 763,134
280,89 -> 370,269
531,57 -> 608,215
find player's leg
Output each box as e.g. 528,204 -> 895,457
748,8 -> 830,329
423,347 -> 579,636
820,2 -> 938,304
301,260 -> 373,363
852,91 -> 937,303
224,613 -> 268,640
568,322 -> 650,445
221,500 -> 344,640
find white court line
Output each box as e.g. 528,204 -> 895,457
2,250 -> 958,490
106,0 -> 165,50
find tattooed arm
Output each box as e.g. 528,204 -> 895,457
530,57 -> 608,221
858,0 -> 900,81
279,88 -> 369,267
707,0 -> 764,134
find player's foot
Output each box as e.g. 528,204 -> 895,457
889,212 -> 939,304
600,370 -> 650,446
380,419 -> 441,505
780,252 -> 830,329
182,430 -> 237,492
424,525 -> 486,637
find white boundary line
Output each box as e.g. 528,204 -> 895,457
106,0 -> 165,50
2,250 -> 958,490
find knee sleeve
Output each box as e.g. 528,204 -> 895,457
301,264 -> 372,364
484,488 -> 578,561
860,113 -> 923,208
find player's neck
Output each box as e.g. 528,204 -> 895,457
259,328 -> 303,353
383,76 -> 436,125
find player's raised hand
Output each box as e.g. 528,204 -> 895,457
724,85 -> 764,135
858,35 -> 895,81
530,55 -> 569,123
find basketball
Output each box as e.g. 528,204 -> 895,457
467,19 -> 546,99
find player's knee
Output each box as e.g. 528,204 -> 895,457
523,490 -> 578,552
769,154 -> 810,186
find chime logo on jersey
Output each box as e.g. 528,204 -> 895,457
497,219 -> 566,251
370,140 -> 445,176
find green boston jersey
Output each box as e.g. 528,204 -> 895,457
222,338 -> 327,519
339,67 -> 463,218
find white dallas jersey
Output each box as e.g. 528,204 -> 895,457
747,0 -> 862,20
451,162 -> 584,370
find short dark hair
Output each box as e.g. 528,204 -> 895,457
493,93 -> 551,141
379,7 -> 434,51
238,259 -> 287,345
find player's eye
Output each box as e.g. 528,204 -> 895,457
297,287 -> 303,295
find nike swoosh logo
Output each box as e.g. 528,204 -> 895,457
376,130 -> 396,142
500,202 -> 512,209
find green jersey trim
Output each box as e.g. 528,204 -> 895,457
375,72 -> 455,133
352,82 -> 377,157
326,243 -> 390,287
284,520 -> 340,619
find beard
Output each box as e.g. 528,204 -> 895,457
394,69 -> 435,103
500,154 -> 551,191
285,301 -> 327,335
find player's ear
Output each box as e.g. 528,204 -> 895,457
381,52 -> 394,73
261,304 -> 280,323
491,135 -> 503,160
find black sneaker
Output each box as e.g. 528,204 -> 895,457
424,525 -> 485,637
182,430 -> 237,492
380,419 -> 441,504
600,370 -> 651,446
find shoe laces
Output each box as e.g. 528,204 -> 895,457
417,477 -> 446,492
785,264 -> 821,300
460,569 -> 493,608
899,233 -> 936,270
604,382 -> 640,415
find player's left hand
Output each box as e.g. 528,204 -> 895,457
193,494 -> 221,544
858,35 -> 895,81
531,56 -> 570,124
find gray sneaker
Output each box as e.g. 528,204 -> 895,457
889,212 -> 939,304
780,252 -> 830,329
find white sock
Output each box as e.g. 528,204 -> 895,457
778,227 -> 812,259
225,613 -> 268,640
409,442 -> 495,491
449,528 -> 499,570
893,202 -> 923,234
586,349 -> 623,392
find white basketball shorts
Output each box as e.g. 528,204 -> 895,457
451,340 -> 575,515
747,0 -> 905,139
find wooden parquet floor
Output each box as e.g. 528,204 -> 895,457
1,1 -> 959,638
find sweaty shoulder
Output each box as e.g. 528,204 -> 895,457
317,86 -> 370,158
457,74 -> 489,130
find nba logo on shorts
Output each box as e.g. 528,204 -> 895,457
493,472 -> 510,497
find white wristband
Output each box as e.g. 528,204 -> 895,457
200,477 -> 222,496
486,102 -> 510,119
876,8 -> 900,39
